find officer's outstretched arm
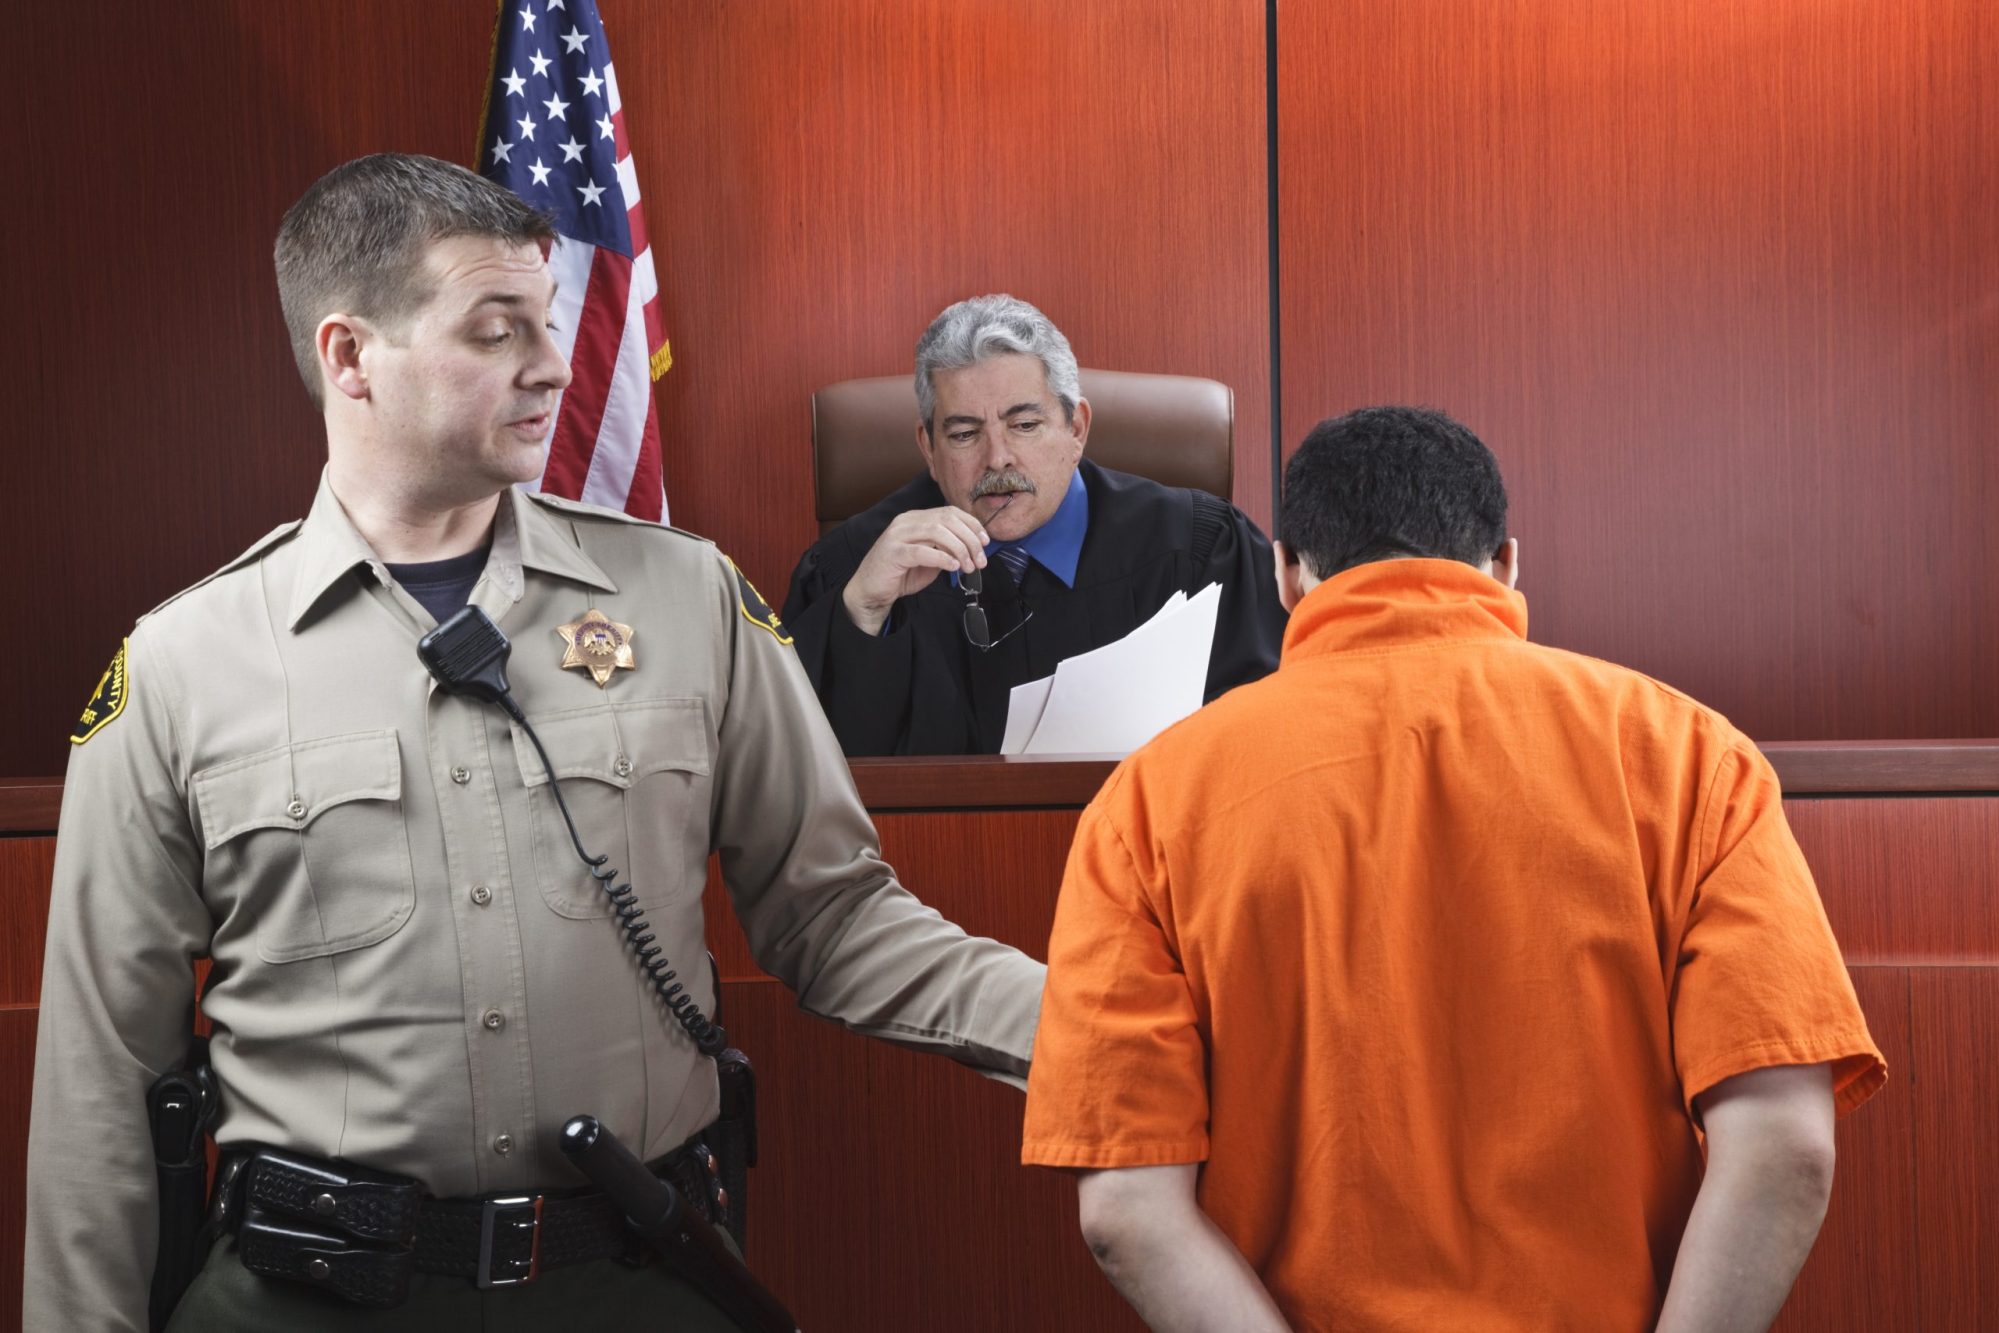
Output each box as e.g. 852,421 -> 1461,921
26,630 -> 209,1333
705,549 -> 1043,1081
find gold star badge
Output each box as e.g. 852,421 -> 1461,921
555,609 -> 636,687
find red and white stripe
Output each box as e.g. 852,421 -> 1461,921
527,59 -> 670,522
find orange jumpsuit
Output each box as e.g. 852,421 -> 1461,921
1023,559 -> 1884,1331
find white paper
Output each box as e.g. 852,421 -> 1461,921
1000,583 -> 1223,756
1001,592 -> 1186,753
999,674 -> 1055,755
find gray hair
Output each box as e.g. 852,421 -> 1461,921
275,153 -> 555,408
913,294 -> 1082,432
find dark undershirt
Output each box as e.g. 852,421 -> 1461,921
384,545 -> 491,625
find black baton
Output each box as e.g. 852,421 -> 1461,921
560,1115 -> 800,1333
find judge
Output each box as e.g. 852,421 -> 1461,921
783,294 -> 1286,756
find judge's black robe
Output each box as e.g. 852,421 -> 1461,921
781,460 -> 1287,756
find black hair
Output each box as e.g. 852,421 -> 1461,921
1279,406 -> 1508,578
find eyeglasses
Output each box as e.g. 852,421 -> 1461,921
960,567 -> 1035,651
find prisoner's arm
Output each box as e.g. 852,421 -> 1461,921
1656,1063 -> 1836,1333
1076,1164 -> 1292,1333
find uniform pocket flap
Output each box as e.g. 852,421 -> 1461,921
194,731 -> 403,851
512,698 -> 712,790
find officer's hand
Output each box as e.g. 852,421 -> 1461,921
842,506 -> 989,635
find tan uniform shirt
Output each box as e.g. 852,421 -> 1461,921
27,475 -> 1043,1332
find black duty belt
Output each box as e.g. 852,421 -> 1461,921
219,1138 -> 727,1306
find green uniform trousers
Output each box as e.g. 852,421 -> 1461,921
166,1231 -> 749,1331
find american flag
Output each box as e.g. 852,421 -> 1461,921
477,0 -> 670,521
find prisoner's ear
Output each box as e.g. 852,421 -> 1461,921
1274,540 -> 1310,612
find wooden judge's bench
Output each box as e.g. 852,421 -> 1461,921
1,745 -> 1995,1331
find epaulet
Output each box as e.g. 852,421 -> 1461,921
140,519 -> 304,622
525,490 -> 711,545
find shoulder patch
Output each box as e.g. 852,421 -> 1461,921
71,640 -> 131,745
729,559 -> 793,645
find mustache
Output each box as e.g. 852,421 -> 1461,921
972,470 -> 1037,499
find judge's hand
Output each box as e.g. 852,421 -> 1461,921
842,506 -> 989,635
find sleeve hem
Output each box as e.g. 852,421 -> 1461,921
830,602 -> 912,651
1021,1137 -> 1209,1169
1680,1029 -> 1888,1119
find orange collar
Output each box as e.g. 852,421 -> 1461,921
1281,558 -> 1529,662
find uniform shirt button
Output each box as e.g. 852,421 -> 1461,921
286,798 -> 307,820
613,755 -> 634,778
450,766 -> 472,785
470,885 -> 492,906
492,1133 -> 514,1156
482,1008 -> 506,1031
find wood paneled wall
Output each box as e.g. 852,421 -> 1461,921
19,0 -> 1996,777
6,0 -> 1269,778
1278,0 -> 1999,740
11,0 -> 490,778
0,839 -> 56,1331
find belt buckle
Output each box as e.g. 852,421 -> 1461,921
475,1194 -> 544,1288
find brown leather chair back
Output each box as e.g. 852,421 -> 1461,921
811,369 -> 1234,531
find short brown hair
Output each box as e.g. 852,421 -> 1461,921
274,153 -> 555,407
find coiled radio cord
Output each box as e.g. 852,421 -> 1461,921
508,702 -> 728,1057
414,604 -> 727,1057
